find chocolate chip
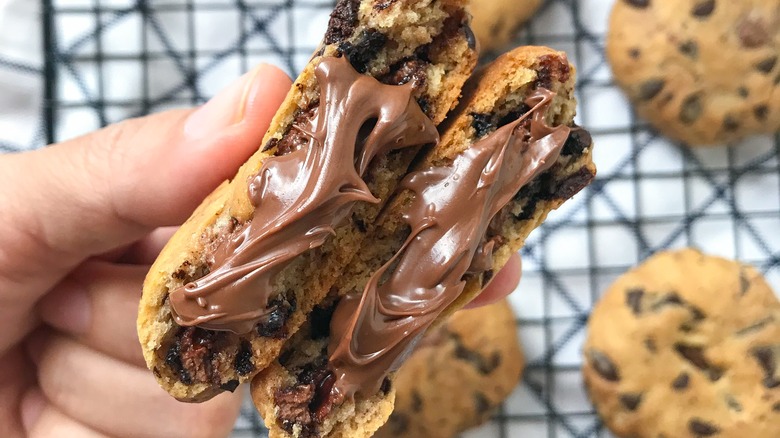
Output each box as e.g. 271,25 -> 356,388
474,392 -> 492,415
620,393 -> 643,411
680,94 -> 703,124
736,316 -> 774,336
411,390 -> 423,411
753,105 -> 769,122
482,269 -> 495,286
624,0 -> 650,8
689,418 -> 720,436
679,40 -> 699,59
340,30 -> 388,73
257,296 -> 296,338
165,339 -> 192,385
672,372 -> 690,390
645,337 -> 657,353
380,377 -> 392,395
220,379 -> 240,392
723,115 -> 740,132
738,17 -> 769,48
629,48 -> 641,59
471,113 -> 494,138
310,304 -> 336,340
262,138 -> 279,152
464,23 -> 477,50
588,350 -> 620,382
535,54 -> 571,89
675,343 -> 723,381
382,58 -> 429,90
737,87 -> 749,98
554,167 -> 596,200
562,126 -> 593,156
724,394 -> 742,412
638,79 -> 666,101
374,0 -> 398,10
691,0 -> 715,18
386,413 -> 409,434
234,340 -> 254,376
353,217 -> 367,233
752,346 -> 779,389
740,267 -> 751,294
275,385 -> 316,434
626,288 -> 645,315
324,0 -> 360,45
756,56 -> 778,74
773,401 -> 780,412
453,335 -> 501,374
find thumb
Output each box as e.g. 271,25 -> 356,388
0,63 -> 291,301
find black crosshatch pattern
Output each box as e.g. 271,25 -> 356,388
12,0 -> 776,437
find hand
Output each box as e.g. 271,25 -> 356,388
0,64 -> 292,438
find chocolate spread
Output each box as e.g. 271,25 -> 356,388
168,56 -> 439,334
327,89 -> 572,400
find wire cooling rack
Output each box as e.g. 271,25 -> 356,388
28,0 -> 780,437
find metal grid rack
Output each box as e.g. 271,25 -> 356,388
36,1 -> 780,437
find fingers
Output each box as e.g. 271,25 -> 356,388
465,252 -> 522,309
28,332 -> 242,438
0,65 -> 292,345
38,261 -> 147,366
119,226 -> 178,265
21,389 -> 109,438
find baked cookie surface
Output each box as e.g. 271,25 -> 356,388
583,248 -> 780,438
374,299 -> 524,438
607,0 -> 780,146
470,0 -> 542,52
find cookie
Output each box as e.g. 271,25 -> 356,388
251,45 -> 596,438
138,0 -> 478,403
374,299 -> 524,438
470,0 -> 542,52
583,249 -> 780,438
607,0 -> 780,146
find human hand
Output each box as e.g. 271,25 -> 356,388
0,64 -> 291,438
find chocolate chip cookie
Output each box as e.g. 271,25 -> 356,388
374,299 -> 524,438
251,45 -> 595,438
138,0 -> 478,403
607,0 -> 780,146
583,249 -> 780,438
470,0 -> 542,52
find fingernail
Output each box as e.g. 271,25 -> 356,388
184,64 -> 269,141
39,279 -> 91,335
20,388 -> 46,432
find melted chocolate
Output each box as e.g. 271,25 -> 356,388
327,89 -> 572,399
168,56 -> 439,334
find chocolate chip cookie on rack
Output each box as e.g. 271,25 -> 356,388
375,299 -> 524,438
250,45 -> 595,438
607,0 -> 780,145
584,249 -> 780,438
470,0 -> 542,52
137,0 -> 478,404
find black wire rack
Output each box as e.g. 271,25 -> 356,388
35,1 -> 780,437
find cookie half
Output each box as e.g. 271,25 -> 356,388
138,0 -> 477,403
607,0 -> 780,145
584,248 -> 780,438
375,299 -> 524,438
251,45 -> 595,438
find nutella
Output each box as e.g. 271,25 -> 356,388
327,89 -> 571,399
168,56 -> 439,334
